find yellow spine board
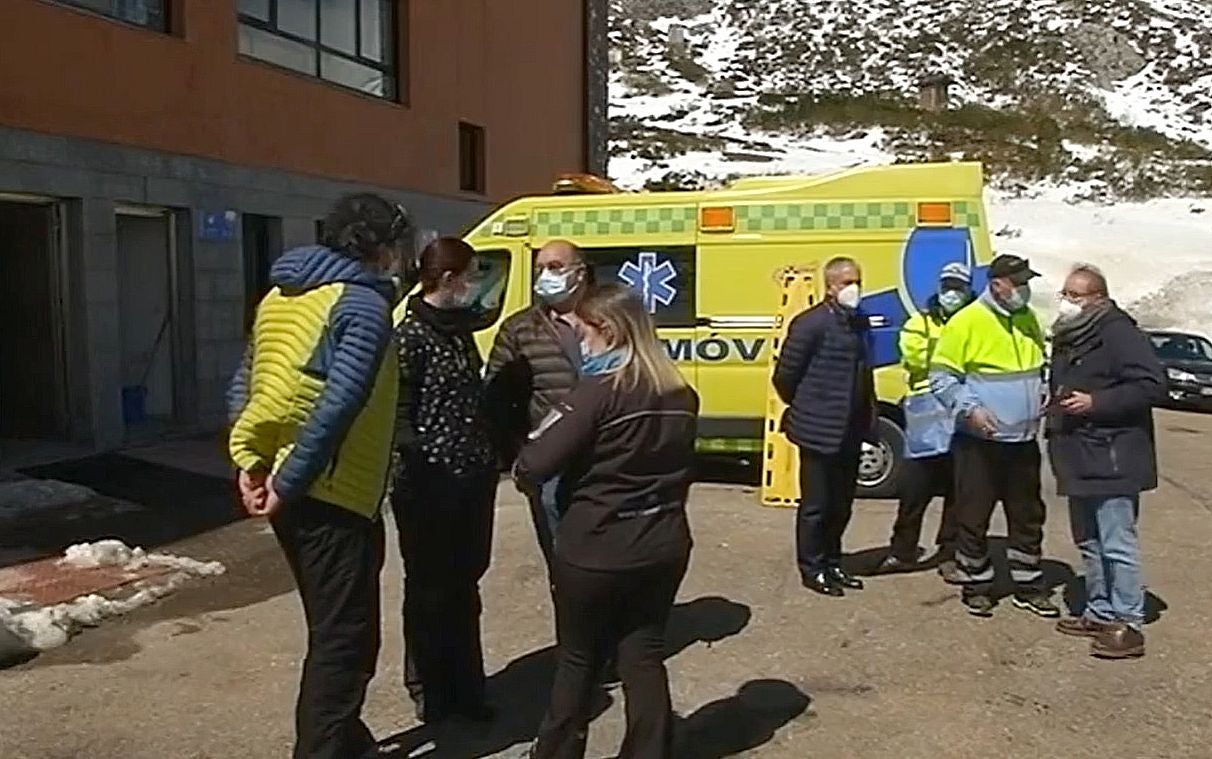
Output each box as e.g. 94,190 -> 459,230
761,267 -> 822,507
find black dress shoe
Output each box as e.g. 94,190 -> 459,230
802,571 -> 844,597
454,701 -> 497,723
828,567 -> 864,590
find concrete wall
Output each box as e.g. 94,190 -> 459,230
0,126 -> 490,450
1,0 -> 588,202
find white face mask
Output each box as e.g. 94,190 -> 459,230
835,283 -> 861,310
1003,283 -> 1031,312
1055,298 -> 1084,322
938,288 -> 970,314
534,268 -> 580,304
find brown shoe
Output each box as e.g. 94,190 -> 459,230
1056,616 -> 1115,638
1091,623 -> 1145,659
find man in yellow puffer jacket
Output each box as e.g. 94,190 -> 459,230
227,193 -> 415,759
878,262 -> 971,580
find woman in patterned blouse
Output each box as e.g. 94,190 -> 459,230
392,237 -> 498,726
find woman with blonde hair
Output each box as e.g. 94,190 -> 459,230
514,282 -> 699,759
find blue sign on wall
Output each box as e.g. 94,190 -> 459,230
199,210 -> 238,242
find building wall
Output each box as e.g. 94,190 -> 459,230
2,0 -> 588,201
0,1 -> 596,453
0,126 -> 490,450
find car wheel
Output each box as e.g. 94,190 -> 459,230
856,416 -> 904,500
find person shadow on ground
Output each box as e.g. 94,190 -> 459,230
379,596 -> 753,759
1062,578 -> 1169,625
673,679 -> 812,758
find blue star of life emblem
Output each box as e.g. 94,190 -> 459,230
618,251 -> 678,314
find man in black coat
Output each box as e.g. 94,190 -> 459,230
773,257 -> 876,597
1046,264 -> 1166,659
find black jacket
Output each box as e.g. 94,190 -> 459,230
1046,304 -> 1167,497
483,306 -> 581,465
514,374 -> 699,571
395,296 -> 495,479
772,302 -> 876,454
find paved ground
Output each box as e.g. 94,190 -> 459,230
4,410 -> 1212,758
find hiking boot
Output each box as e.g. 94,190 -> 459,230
1012,593 -> 1062,618
1091,624 -> 1145,660
963,594 -> 996,617
936,559 -> 963,585
1056,616 -> 1115,638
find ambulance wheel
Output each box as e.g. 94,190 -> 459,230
856,416 -> 904,500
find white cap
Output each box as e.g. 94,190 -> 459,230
939,261 -> 972,284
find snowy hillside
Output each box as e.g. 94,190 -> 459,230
609,0 -> 1212,196
608,0 -> 1212,334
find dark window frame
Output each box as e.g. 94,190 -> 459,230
50,0 -> 171,32
237,0 -> 400,102
459,122 -> 487,195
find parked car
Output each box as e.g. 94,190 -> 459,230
1146,330 -> 1212,410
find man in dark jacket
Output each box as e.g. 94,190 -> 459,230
773,257 -> 876,597
1047,264 -> 1165,659
483,239 -> 589,575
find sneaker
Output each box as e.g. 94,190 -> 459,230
963,594 -> 996,617
1091,623 -> 1145,660
1056,616 -> 1115,638
936,559 -> 963,585
1012,593 -> 1062,618
877,552 -> 919,574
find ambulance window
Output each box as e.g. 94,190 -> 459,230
580,245 -> 696,328
469,249 -> 510,324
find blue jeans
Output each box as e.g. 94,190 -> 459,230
528,476 -> 563,576
1068,495 -> 1144,630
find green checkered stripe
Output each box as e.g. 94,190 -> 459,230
737,202 -> 915,233
533,206 -> 697,237
696,437 -> 763,454
953,200 -> 983,229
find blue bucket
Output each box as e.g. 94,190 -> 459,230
121,385 -> 148,425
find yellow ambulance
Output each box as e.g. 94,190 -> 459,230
398,162 -> 995,497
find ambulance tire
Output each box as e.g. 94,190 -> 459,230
855,416 -> 904,500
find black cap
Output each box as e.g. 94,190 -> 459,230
988,254 -> 1040,286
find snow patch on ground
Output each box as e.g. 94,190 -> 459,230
0,541 -> 225,653
59,538 -> 225,576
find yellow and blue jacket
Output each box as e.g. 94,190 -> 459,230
227,245 -> 399,518
929,289 -> 1046,444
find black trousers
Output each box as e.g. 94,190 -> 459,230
889,453 -> 958,561
392,463 -> 496,720
796,442 -> 861,577
271,497 -> 384,759
953,435 -> 1046,596
533,553 -> 689,759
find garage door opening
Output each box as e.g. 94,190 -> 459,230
0,199 -> 68,442
116,209 -> 177,436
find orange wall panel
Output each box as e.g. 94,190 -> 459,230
0,0 -> 587,202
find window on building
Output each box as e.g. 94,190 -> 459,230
459,122 -> 486,195
238,0 -> 398,100
54,0 -> 169,31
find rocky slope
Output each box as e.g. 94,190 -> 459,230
609,0 -> 1212,198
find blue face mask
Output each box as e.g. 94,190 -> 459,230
581,344 -> 626,376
